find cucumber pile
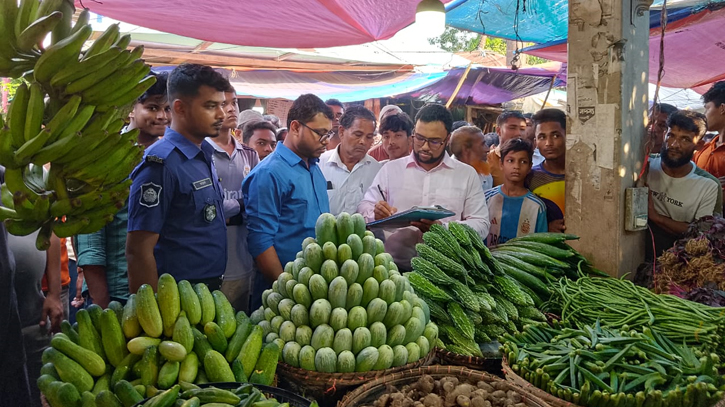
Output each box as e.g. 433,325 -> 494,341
502,320 -> 725,407
38,274 -> 277,407
410,227 -> 604,356
253,212 -> 438,374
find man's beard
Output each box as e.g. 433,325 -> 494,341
414,150 -> 444,165
660,144 -> 693,168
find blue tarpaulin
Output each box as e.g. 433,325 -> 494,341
445,0 -> 724,43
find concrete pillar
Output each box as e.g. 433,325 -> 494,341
565,0 -> 652,276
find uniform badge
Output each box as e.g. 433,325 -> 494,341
140,182 -> 162,208
204,204 -> 217,223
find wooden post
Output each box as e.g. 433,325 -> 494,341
445,63 -> 473,109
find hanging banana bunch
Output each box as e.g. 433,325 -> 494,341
0,0 -> 155,250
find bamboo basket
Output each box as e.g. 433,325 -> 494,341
434,347 -> 504,374
276,349 -> 435,407
337,365 -> 552,407
502,359 -> 578,407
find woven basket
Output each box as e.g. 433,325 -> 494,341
435,348 -> 503,374
502,359 -> 577,407
337,365 -> 552,407
276,349 -> 435,407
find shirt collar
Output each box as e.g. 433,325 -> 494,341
206,136 -> 244,155
404,151 -> 455,171
325,146 -> 374,168
165,128 -> 206,160
277,143 -> 320,168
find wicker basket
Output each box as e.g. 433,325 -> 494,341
337,365 -> 552,407
501,359 -> 577,407
435,348 -> 503,374
132,382 -> 313,407
276,349 -> 435,407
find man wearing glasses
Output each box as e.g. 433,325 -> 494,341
358,103 -> 490,270
243,94 -> 334,309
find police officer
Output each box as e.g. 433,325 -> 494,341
126,64 -> 229,292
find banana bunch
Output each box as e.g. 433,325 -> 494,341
0,0 -> 156,249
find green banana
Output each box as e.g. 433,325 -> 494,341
44,95 -> 82,143
78,109 -> 120,136
58,131 -> 122,170
34,0 -> 64,21
8,83 -> 29,147
15,0 -> 40,40
98,148 -> 144,187
4,218 -> 43,236
52,215 -> 91,238
0,126 -> 17,169
68,141 -> 139,181
0,206 -> 18,221
24,163 -> 46,193
0,0 -> 19,57
34,24 -> 92,83
81,59 -> 150,104
3,167 -> 35,199
35,221 -> 52,250
51,179 -> 131,217
12,191 -> 36,219
76,212 -> 115,235
63,50 -> 131,95
0,184 -> 14,208
16,11 -> 63,52
30,192 -> 51,222
82,23 -> 120,60
50,46 -> 123,87
53,128 -> 113,166
15,128 -> 52,165
97,75 -> 157,111
114,34 -> 132,50
24,82 -> 45,142
30,104 -> 95,165
69,9 -> 90,35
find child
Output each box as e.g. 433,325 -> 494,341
484,138 -> 548,246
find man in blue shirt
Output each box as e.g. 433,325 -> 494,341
126,64 -> 228,292
243,94 -> 333,308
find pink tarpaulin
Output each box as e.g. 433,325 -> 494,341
523,7 -> 725,93
74,0 -> 452,48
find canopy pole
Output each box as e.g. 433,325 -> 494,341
445,63 -> 473,109
541,75 -> 556,108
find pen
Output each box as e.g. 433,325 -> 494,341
377,184 -> 387,202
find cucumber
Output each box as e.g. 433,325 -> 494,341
330,307 -> 348,331
314,347 -> 337,373
179,352 -> 199,384
328,276 -> 348,309
373,344 -> 394,370
296,325 -> 313,346
322,241 -> 337,262
308,274 -> 328,301
351,213 -> 366,239
114,380 -> 144,407
352,327 -> 372,355
136,284 -> 163,338
204,350 -> 235,383
304,243 -> 324,273
178,280 -> 203,325
121,294 -> 142,339
355,346 -> 379,372
237,325 -> 263,378
194,283 -> 216,326
173,312 -> 195,354
337,243 -> 353,264
315,213 -> 337,247
337,350 -> 356,373
346,283 -> 363,310
100,309 -> 128,367
157,361 -> 180,389
159,340 -> 187,362
157,274 -> 181,337
95,389 -> 123,407
76,308 -> 106,361
282,341 -> 302,367
347,306 -> 367,331
225,319 -> 252,362
204,322 -> 228,353
311,324 -> 335,350
333,328 -> 353,354
290,304 -> 310,327
369,322 -> 387,348
346,234 -> 363,260
299,345 -> 316,371
50,333 -> 106,376
356,252 -> 375,283
340,259 -> 360,286
249,342 -> 280,386
336,212 -> 355,244
309,299 -> 332,328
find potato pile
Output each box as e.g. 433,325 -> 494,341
364,375 -> 529,407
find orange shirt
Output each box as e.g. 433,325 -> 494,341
42,237 -> 71,291
694,135 -> 725,182
368,143 -> 389,161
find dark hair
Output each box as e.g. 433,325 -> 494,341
499,138 -> 534,163
532,108 -> 566,131
452,121 -> 471,132
167,64 -> 230,101
276,127 -> 288,141
287,94 -> 334,129
325,98 -> 344,109
667,110 -> 708,138
523,113 -> 533,120
138,72 -> 169,104
703,81 -> 725,107
483,132 -> 499,148
380,112 -> 413,137
242,120 -> 278,144
652,103 -> 677,116
414,103 -> 453,134
339,105 -> 376,130
496,110 -> 525,127
263,114 -> 281,128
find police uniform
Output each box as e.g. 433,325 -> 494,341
128,129 -> 227,284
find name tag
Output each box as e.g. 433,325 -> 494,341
193,178 -> 213,190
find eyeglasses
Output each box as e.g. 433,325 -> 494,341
296,121 -> 334,143
413,134 -> 446,148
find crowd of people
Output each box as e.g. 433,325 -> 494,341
1,63 -> 725,405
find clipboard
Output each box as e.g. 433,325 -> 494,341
366,205 -> 455,228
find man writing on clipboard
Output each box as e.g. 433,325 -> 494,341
357,104 -> 490,270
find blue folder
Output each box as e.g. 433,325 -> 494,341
366,205 -> 455,228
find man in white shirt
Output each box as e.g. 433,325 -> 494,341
646,110 -> 720,260
358,103 -> 490,269
320,106 -> 382,215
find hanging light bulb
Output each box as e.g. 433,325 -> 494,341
415,0 -> 446,37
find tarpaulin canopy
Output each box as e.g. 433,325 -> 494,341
73,0 -> 453,48
395,65 -> 566,105
445,0 -> 719,43
521,5 -> 725,93
150,65 -> 563,104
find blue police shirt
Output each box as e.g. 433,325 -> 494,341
243,143 -> 329,266
127,128 -> 227,281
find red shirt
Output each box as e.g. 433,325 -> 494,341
368,143 -> 389,161
694,135 -> 725,181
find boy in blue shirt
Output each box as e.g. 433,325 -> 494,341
484,138 -> 547,246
